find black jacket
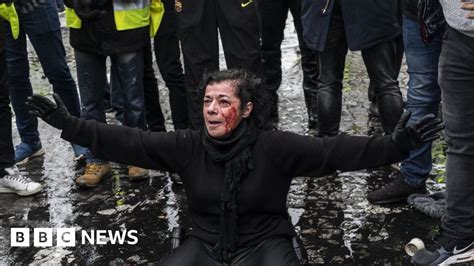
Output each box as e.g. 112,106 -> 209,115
61,117 -> 406,248
303,0 -> 402,51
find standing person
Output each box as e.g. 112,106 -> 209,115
147,0 -> 188,132
259,0 -> 319,130
27,69 -> 443,265
4,0 -> 85,165
301,0 -> 404,136
367,0 -> 444,204
64,0 -> 163,187
0,0 -> 42,196
176,0 -> 262,129
410,1 -> 474,264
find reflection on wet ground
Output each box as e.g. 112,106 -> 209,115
0,14 -> 444,264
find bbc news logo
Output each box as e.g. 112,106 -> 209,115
11,228 -> 138,247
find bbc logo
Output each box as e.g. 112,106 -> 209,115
11,228 -> 138,247
11,228 -> 76,247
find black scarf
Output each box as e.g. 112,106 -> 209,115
202,119 -> 258,262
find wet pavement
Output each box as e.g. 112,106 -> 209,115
0,15 -> 446,264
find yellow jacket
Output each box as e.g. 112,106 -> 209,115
66,0 -> 164,37
0,3 -> 19,39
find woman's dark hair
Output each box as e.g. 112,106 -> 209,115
196,69 -> 273,130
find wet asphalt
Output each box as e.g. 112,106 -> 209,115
0,14 -> 446,265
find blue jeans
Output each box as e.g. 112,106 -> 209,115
439,26 -> 474,239
4,0 -> 81,146
74,49 -> 146,164
400,17 -> 442,187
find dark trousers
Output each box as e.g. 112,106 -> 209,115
75,49 -> 145,163
439,26 -> 474,239
159,237 -> 301,266
0,23 -> 14,169
146,0 -> 189,132
177,0 -> 262,129
4,1 -> 81,145
317,1 -> 403,136
260,0 -> 318,124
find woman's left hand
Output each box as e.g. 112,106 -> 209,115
391,111 -> 444,153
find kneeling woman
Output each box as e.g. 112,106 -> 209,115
27,69 -> 443,265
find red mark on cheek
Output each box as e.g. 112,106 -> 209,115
223,106 -> 238,135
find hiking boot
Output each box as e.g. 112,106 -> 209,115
411,234 -> 474,265
15,142 -> 45,166
0,166 -> 43,196
367,173 -> 427,204
75,163 -> 111,187
128,166 -> 149,181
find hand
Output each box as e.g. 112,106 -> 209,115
461,0 -> 474,19
13,0 -> 45,14
73,0 -> 106,20
391,111 -> 444,153
26,93 -> 71,130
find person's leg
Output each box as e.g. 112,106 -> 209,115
361,39 -> 404,134
158,238 -> 221,266
109,64 -> 125,123
154,0 -> 188,130
259,0 -> 287,124
411,25 -> 474,266
439,27 -> 474,240
235,237 -> 301,266
5,24 -> 40,147
367,16 -> 441,205
400,16 -> 441,187
177,0 -> 219,129
316,1 -> 347,137
0,24 -> 14,170
74,49 -> 111,187
0,20 -> 43,196
216,0 -> 262,75
110,50 -> 147,131
111,50 -> 150,180
143,39 -> 166,132
290,0 -> 319,130
28,30 -> 81,118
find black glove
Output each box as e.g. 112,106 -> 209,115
26,93 -> 70,130
391,111 -> 444,153
13,0 -> 45,14
73,0 -> 106,20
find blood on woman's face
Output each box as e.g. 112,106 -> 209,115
203,81 -> 251,138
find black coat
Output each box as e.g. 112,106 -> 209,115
61,116 -> 406,248
302,0 -> 401,51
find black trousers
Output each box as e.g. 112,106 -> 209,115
158,237 -> 302,266
0,22 -> 14,169
317,1 -> 403,136
177,0 -> 262,129
144,0 -> 189,132
260,0 -> 318,123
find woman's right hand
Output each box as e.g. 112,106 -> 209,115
26,93 -> 71,130
391,111 -> 444,153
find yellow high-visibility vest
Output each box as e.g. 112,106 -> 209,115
66,0 -> 164,37
0,3 -> 19,39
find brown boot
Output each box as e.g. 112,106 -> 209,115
75,163 -> 111,187
128,166 -> 149,181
